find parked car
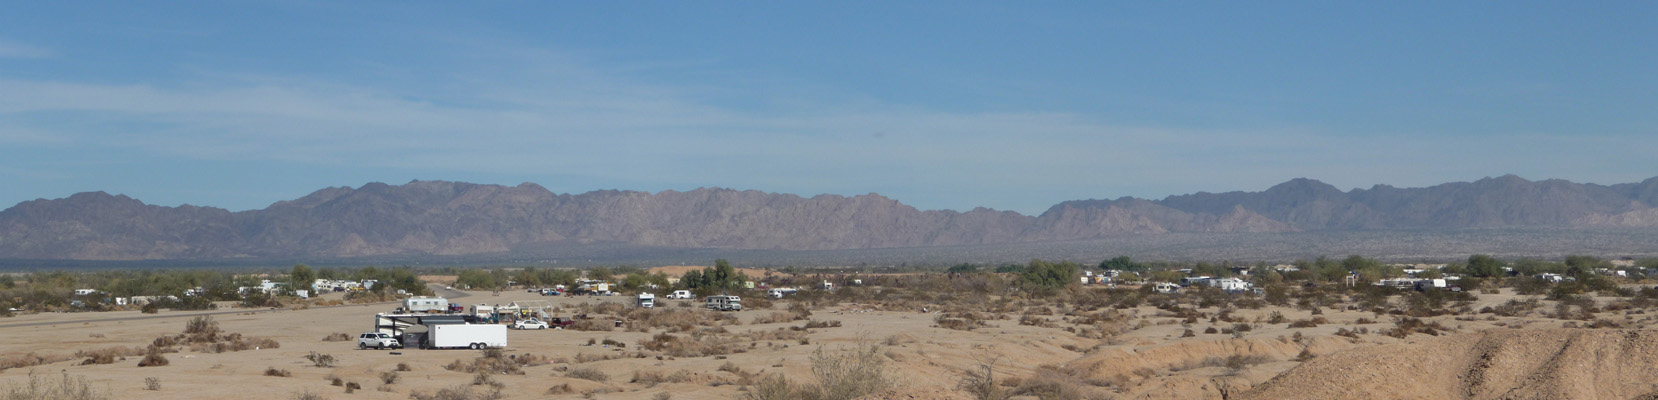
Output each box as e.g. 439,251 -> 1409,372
512,318 -> 550,330
358,332 -> 401,350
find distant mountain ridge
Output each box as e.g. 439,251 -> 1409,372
2,175 -> 1656,260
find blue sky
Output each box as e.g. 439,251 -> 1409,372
2,2 -> 1654,214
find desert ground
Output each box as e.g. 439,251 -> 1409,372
5,281 -> 1658,400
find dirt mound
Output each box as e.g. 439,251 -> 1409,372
1241,329 -> 1658,400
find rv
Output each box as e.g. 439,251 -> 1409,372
766,288 -> 798,299
705,295 -> 742,311
402,296 -> 449,313
637,293 -> 656,308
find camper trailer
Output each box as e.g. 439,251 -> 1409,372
705,295 -> 742,311
402,297 -> 449,313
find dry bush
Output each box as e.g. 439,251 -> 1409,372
1012,365 -> 1089,400
321,333 -> 351,342
546,384 -> 574,395
1287,317 -> 1328,328
935,312 -> 987,331
1019,314 -> 1057,328
959,358 -> 1010,400
742,373 -> 799,400
379,371 -> 399,385
0,352 -> 73,372
803,320 -> 842,329
410,384 -> 501,400
305,352 -> 336,367
74,346 -> 143,365
264,367 -> 292,377
396,362 -> 412,371
882,334 -> 917,346
799,342 -> 893,400
566,367 -> 609,382
637,332 -> 743,358
569,319 -> 614,332
441,349 -> 534,375
0,370 -> 110,400
143,377 -> 160,391
1382,317 -> 1450,338
751,312 -> 801,325
137,346 -> 169,367
184,316 -> 221,343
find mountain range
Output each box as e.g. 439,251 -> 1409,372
2,175 -> 1657,262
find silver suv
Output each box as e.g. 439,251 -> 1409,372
358,332 -> 401,349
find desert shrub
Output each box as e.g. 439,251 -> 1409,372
305,352 -> 336,368
442,349 -> 528,375
798,342 -> 892,400
569,318 -> 614,331
410,384 -> 496,400
1287,317 -> 1327,328
751,312 -> 799,325
803,320 -> 841,329
396,362 -> 412,371
1011,365 -> 1087,400
0,371 -> 110,400
566,367 -> 609,382
379,371 -> 399,385
184,316 -> 220,343
935,312 -> 987,331
75,346 -> 142,365
742,373 -> 799,400
1382,317 -> 1449,338
1267,311 -> 1285,324
546,384 -> 574,395
138,346 -> 169,367
1294,348 -> 1315,362
265,367 -> 292,377
321,333 -> 351,342
958,358 -> 1010,400
290,390 -> 326,400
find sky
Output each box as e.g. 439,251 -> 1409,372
1,2 -> 1654,215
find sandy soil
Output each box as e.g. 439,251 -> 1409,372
4,286 -> 1655,400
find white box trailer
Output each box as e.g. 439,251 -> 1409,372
426,324 -> 507,350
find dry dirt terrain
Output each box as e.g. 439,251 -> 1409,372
3,285 -> 1656,399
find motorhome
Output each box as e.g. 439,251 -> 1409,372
637,293 -> 656,308
705,295 -> 742,311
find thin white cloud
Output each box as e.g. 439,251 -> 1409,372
1,45 -> 1653,213
0,38 -> 52,59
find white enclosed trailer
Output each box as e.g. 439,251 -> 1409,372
426,324 -> 508,350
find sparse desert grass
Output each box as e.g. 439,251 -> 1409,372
0,370 -> 110,400
321,332 -> 351,342
565,367 -> 609,382
264,367 -> 292,377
